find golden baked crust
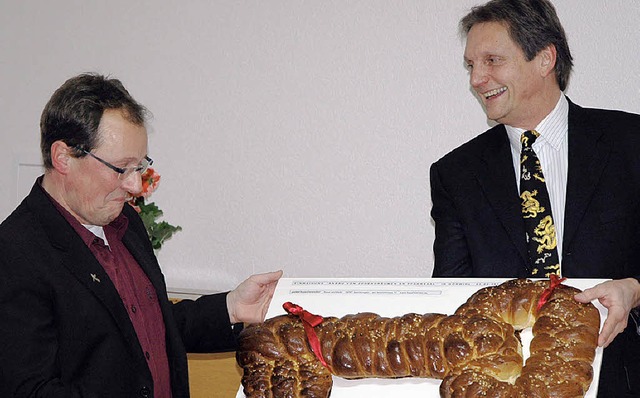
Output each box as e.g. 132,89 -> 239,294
236,278 -> 600,397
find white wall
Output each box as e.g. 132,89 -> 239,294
1,1 -> 639,293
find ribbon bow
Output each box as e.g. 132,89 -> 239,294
283,302 -> 330,369
536,274 -> 567,311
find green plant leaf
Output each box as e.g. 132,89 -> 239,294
136,201 -> 182,250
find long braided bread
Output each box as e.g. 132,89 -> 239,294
236,278 -> 600,397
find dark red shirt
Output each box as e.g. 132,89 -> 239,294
50,195 -> 172,398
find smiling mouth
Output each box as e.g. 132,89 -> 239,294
483,87 -> 507,100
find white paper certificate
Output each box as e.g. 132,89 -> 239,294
237,277 -> 608,398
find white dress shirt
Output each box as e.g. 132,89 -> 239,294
506,95 -> 569,268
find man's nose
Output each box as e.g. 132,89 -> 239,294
122,171 -> 143,196
469,64 -> 489,89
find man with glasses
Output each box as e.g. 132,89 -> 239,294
0,73 -> 282,398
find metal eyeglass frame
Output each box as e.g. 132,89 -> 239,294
75,147 -> 153,179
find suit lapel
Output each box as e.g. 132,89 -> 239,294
474,126 -> 530,270
121,225 -> 167,303
26,183 -> 145,357
563,101 -> 611,249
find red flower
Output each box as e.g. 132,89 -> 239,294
140,168 -> 161,198
127,167 -> 161,208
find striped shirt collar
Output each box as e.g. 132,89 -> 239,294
506,95 -> 569,151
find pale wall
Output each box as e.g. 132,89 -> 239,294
1,1 -> 639,292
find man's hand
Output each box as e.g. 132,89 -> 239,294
226,270 -> 283,324
574,278 -> 640,347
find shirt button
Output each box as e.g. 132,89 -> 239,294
145,351 -> 150,360
131,305 -> 137,313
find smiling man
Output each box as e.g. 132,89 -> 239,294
429,0 -> 640,397
0,73 -> 282,397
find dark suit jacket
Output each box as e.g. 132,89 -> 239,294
0,181 -> 238,398
430,99 -> 640,397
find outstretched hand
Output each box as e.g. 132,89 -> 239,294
574,278 -> 640,348
226,270 -> 283,324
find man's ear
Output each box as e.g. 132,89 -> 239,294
50,141 -> 74,174
539,44 -> 557,78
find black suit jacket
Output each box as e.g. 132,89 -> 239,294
0,181 -> 238,398
430,99 -> 640,397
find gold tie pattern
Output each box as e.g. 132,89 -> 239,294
520,130 -> 560,277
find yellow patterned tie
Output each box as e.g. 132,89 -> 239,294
520,130 -> 560,277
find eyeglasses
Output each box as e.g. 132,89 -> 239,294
76,147 -> 153,180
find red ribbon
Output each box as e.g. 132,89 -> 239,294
536,274 -> 567,311
283,302 -> 330,369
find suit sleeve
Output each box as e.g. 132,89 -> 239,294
171,293 -> 240,353
430,161 -> 474,277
